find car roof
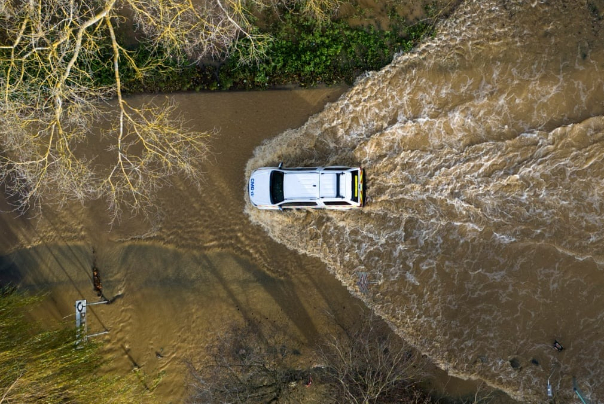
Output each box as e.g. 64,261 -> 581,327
283,171 -> 347,200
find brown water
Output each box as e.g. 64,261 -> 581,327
0,88 -> 488,402
246,1 -> 604,402
3,0 -> 603,402
0,88 -> 349,401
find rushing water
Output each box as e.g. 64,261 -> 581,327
0,88 -> 380,402
246,1 -> 604,402
0,83 -> 507,401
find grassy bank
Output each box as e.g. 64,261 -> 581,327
0,288 -> 150,403
96,3 -> 439,93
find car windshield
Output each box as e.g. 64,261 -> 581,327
270,171 -> 284,204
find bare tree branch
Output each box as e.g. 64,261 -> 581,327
318,313 -> 431,404
0,0 -> 260,220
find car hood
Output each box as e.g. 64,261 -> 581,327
249,169 -> 273,206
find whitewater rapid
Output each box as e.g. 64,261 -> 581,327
246,1 -> 604,402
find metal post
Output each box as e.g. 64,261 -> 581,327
87,331 -> 110,338
87,301 -> 108,306
75,300 -> 87,343
357,272 -> 369,294
75,299 -> 109,343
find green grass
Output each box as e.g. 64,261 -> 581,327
115,8 -> 435,93
1,4 -> 439,96
2,5 -> 436,94
0,287 -> 151,404
221,16 -> 432,89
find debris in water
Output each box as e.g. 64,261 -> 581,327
509,357 -> 522,370
357,272 -> 369,294
91,247 -> 106,300
93,267 -> 102,295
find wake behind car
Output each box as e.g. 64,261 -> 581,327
249,164 -> 364,210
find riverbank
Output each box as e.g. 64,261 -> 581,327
106,0 -> 459,93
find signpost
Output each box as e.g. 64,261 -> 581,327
546,366 -> 558,398
75,299 -> 109,343
75,299 -> 87,342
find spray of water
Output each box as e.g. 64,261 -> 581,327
246,1 -> 604,401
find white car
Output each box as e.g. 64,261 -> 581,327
249,164 -> 364,210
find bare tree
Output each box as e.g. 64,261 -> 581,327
318,313 -> 431,404
187,316 -> 443,404
273,0 -> 341,22
187,322 -> 308,403
0,0 -> 268,220
318,312 -> 500,404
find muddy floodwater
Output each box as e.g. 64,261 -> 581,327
246,1 -> 604,402
3,0 -> 604,403
0,88 -> 486,403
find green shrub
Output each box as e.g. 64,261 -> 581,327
217,13 -> 433,90
70,5 -> 435,93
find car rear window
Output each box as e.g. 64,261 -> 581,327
270,171 -> 284,204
